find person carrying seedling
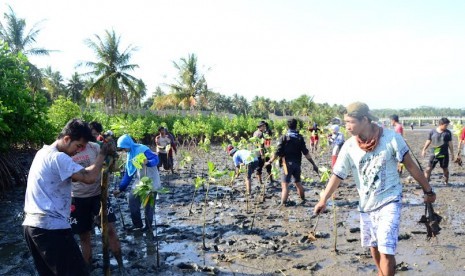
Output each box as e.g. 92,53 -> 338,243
155,126 -> 177,173
421,117 -> 454,185
23,119 -> 114,276
314,102 -> 436,276
227,145 -> 260,196
265,118 -> 319,207
69,121 -> 124,272
113,134 -> 161,231
253,120 -> 273,183
328,124 -> 345,168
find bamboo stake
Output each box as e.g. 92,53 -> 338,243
100,156 -> 114,276
332,194 -> 338,254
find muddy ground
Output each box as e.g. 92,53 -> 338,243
1,128 -> 465,276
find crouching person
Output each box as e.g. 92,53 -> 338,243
114,134 -> 161,231
227,145 -> 260,196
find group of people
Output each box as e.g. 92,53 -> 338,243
25,101 -> 462,276
22,119 -> 179,275
227,118 -> 343,206
227,102 -> 441,276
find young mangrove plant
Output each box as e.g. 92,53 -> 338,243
201,161 -> 228,250
188,176 -> 205,216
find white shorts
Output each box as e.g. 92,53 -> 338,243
360,201 -> 402,255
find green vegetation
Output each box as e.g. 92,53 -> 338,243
0,6 -> 464,197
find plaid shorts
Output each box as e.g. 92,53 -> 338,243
360,201 -> 402,255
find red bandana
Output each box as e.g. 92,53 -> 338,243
356,124 -> 383,152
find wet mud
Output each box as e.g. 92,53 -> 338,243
1,128 -> 465,275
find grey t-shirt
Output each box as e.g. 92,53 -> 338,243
427,128 -> 452,157
72,142 -> 101,198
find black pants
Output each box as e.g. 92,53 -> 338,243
23,226 -> 89,276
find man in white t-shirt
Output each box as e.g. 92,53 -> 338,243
314,102 -> 436,276
70,121 -> 123,271
23,119 -> 112,276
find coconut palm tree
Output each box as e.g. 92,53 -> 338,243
0,6 -> 52,93
231,93 -> 249,116
0,6 -> 50,56
83,29 -> 139,111
169,53 -> 208,110
42,66 -> 66,100
66,72 -> 84,104
127,79 -> 146,110
250,96 -> 269,118
290,94 -> 315,116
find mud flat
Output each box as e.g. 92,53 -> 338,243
1,128 -> 464,275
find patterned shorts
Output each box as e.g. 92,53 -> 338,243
360,201 -> 402,255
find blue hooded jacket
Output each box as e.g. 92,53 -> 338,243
117,134 -> 159,191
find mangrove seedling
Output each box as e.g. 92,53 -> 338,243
188,176 -> 206,216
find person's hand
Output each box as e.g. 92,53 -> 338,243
423,192 -> 436,203
113,189 -> 121,196
100,142 -> 116,156
454,155 -> 463,166
421,149 -> 426,158
312,164 -> 319,174
264,161 -> 270,167
397,163 -> 403,173
314,200 -> 326,215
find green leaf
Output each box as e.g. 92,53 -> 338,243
207,161 -> 215,174
155,187 -> 170,194
194,176 -> 206,189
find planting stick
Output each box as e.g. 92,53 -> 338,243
100,156 -> 113,276
250,174 -> 272,230
202,184 -> 211,250
112,173 -> 126,228
153,193 -> 160,267
332,194 -> 338,253
188,188 -> 198,216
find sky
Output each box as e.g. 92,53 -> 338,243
2,0 -> 465,109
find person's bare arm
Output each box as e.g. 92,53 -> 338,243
448,141 -> 454,160
304,152 -> 319,173
71,143 -> 113,184
314,174 -> 343,214
71,153 -> 106,184
402,153 -> 436,203
421,140 -> 431,157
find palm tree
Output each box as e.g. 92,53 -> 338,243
250,96 -> 269,118
127,79 -> 146,110
231,93 -> 249,116
42,66 -> 66,100
278,99 -> 289,116
83,29 -> 139,111
290,94 -> 315,116
66,72 -> 84,104
0,6 -> 52,93
169,53 -> 208,110
0,6 -> 50,55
